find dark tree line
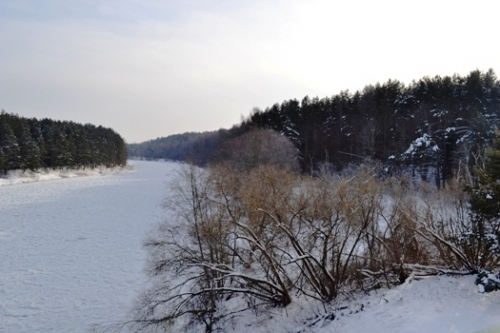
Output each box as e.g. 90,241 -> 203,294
129,69 -> 500,186
127,124 -> 254,165
127,131 -> 219,164
247,69 -> 500,185
0,111 -> 127,173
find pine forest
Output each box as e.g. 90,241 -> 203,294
0,111 -> 127,173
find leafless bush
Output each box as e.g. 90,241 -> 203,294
295,166 -> 385,299
131,165 -> 233,333
377,177 -> 432,278
408,178 -> 500,272
132,163 -> 481,332
132,165 -> 299,332
216,128 -> 300,172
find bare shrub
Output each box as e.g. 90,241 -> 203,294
411,177 -> 500,273
295,167 -> 385,300
379,176 -> 494,273
132,165 -> 234,333
132,164 -> 300,332
133,162 -> 486,332
216,128 -> 299,172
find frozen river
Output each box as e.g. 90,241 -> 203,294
0,160 -> 178,333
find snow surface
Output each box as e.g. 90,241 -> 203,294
222,275 -> 500,333
0,165 -> 132,187
1,161 -> 500,333
326,275 -> 500,333
0,160 -> 176,333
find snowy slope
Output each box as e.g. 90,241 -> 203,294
223,275 -> 500,333
324,275 -> 500,333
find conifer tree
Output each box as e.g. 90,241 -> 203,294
0,122 -> 21,171
19,125 -> 41,171
463,131 -> 500,272
0,147 -> 5,174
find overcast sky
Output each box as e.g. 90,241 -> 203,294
1,0 -> 499,143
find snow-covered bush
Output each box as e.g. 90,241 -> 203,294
132,164 -> 409,332
475,271 -> 500,293
133,161 -> 497,332
410,131 -> 500,274
460,131 -> 500,272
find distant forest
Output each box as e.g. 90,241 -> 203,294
128,128 -> 248,165
0,111 -> 127,173
129,69 -> 500,186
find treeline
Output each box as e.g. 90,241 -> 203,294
248,69 -> 500,184
127,125 -> 252,165
128,69 -> 500,186
0,111 -> 127,173
127,131 -> 220,164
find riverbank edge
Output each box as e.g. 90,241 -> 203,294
0,164 -> 134,187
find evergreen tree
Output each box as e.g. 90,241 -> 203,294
0,121 -> 21,171
18,125 -> 41,171
74,126 -> 92,168
464,131 -> 500,272
0,111 -> 126,171
0,147 -> 5,174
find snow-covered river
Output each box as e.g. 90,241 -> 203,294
0,160 -> 178,333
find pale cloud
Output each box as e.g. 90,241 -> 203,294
1,0 -> 499,142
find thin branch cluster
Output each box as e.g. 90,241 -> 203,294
132,161 -> 500,332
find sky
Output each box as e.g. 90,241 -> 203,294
1,0 -> 500,143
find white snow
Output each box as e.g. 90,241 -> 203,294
0,160 -> 176,333
225,275 -> 500,333
0,165 -> 132,187
328,275 -> 500,333
403,134 -> 440,159
2,160 -> 500,333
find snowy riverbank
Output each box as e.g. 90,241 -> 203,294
1,161 -> 499,333
237,274 -> 500,333
0,164 -> 133,187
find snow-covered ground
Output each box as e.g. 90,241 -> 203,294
0,165 -> 133,187
1,160 -> 499,333
231,275 -> 500,333
0,160 -> 177,333
332,275 -> 500,333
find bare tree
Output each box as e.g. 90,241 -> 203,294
132,161 -> 484,332
217,128 -> 299,172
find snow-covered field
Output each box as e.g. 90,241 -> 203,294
0,160 -> 176,333
1,160 -> 499,333
233,275 -> 500,333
